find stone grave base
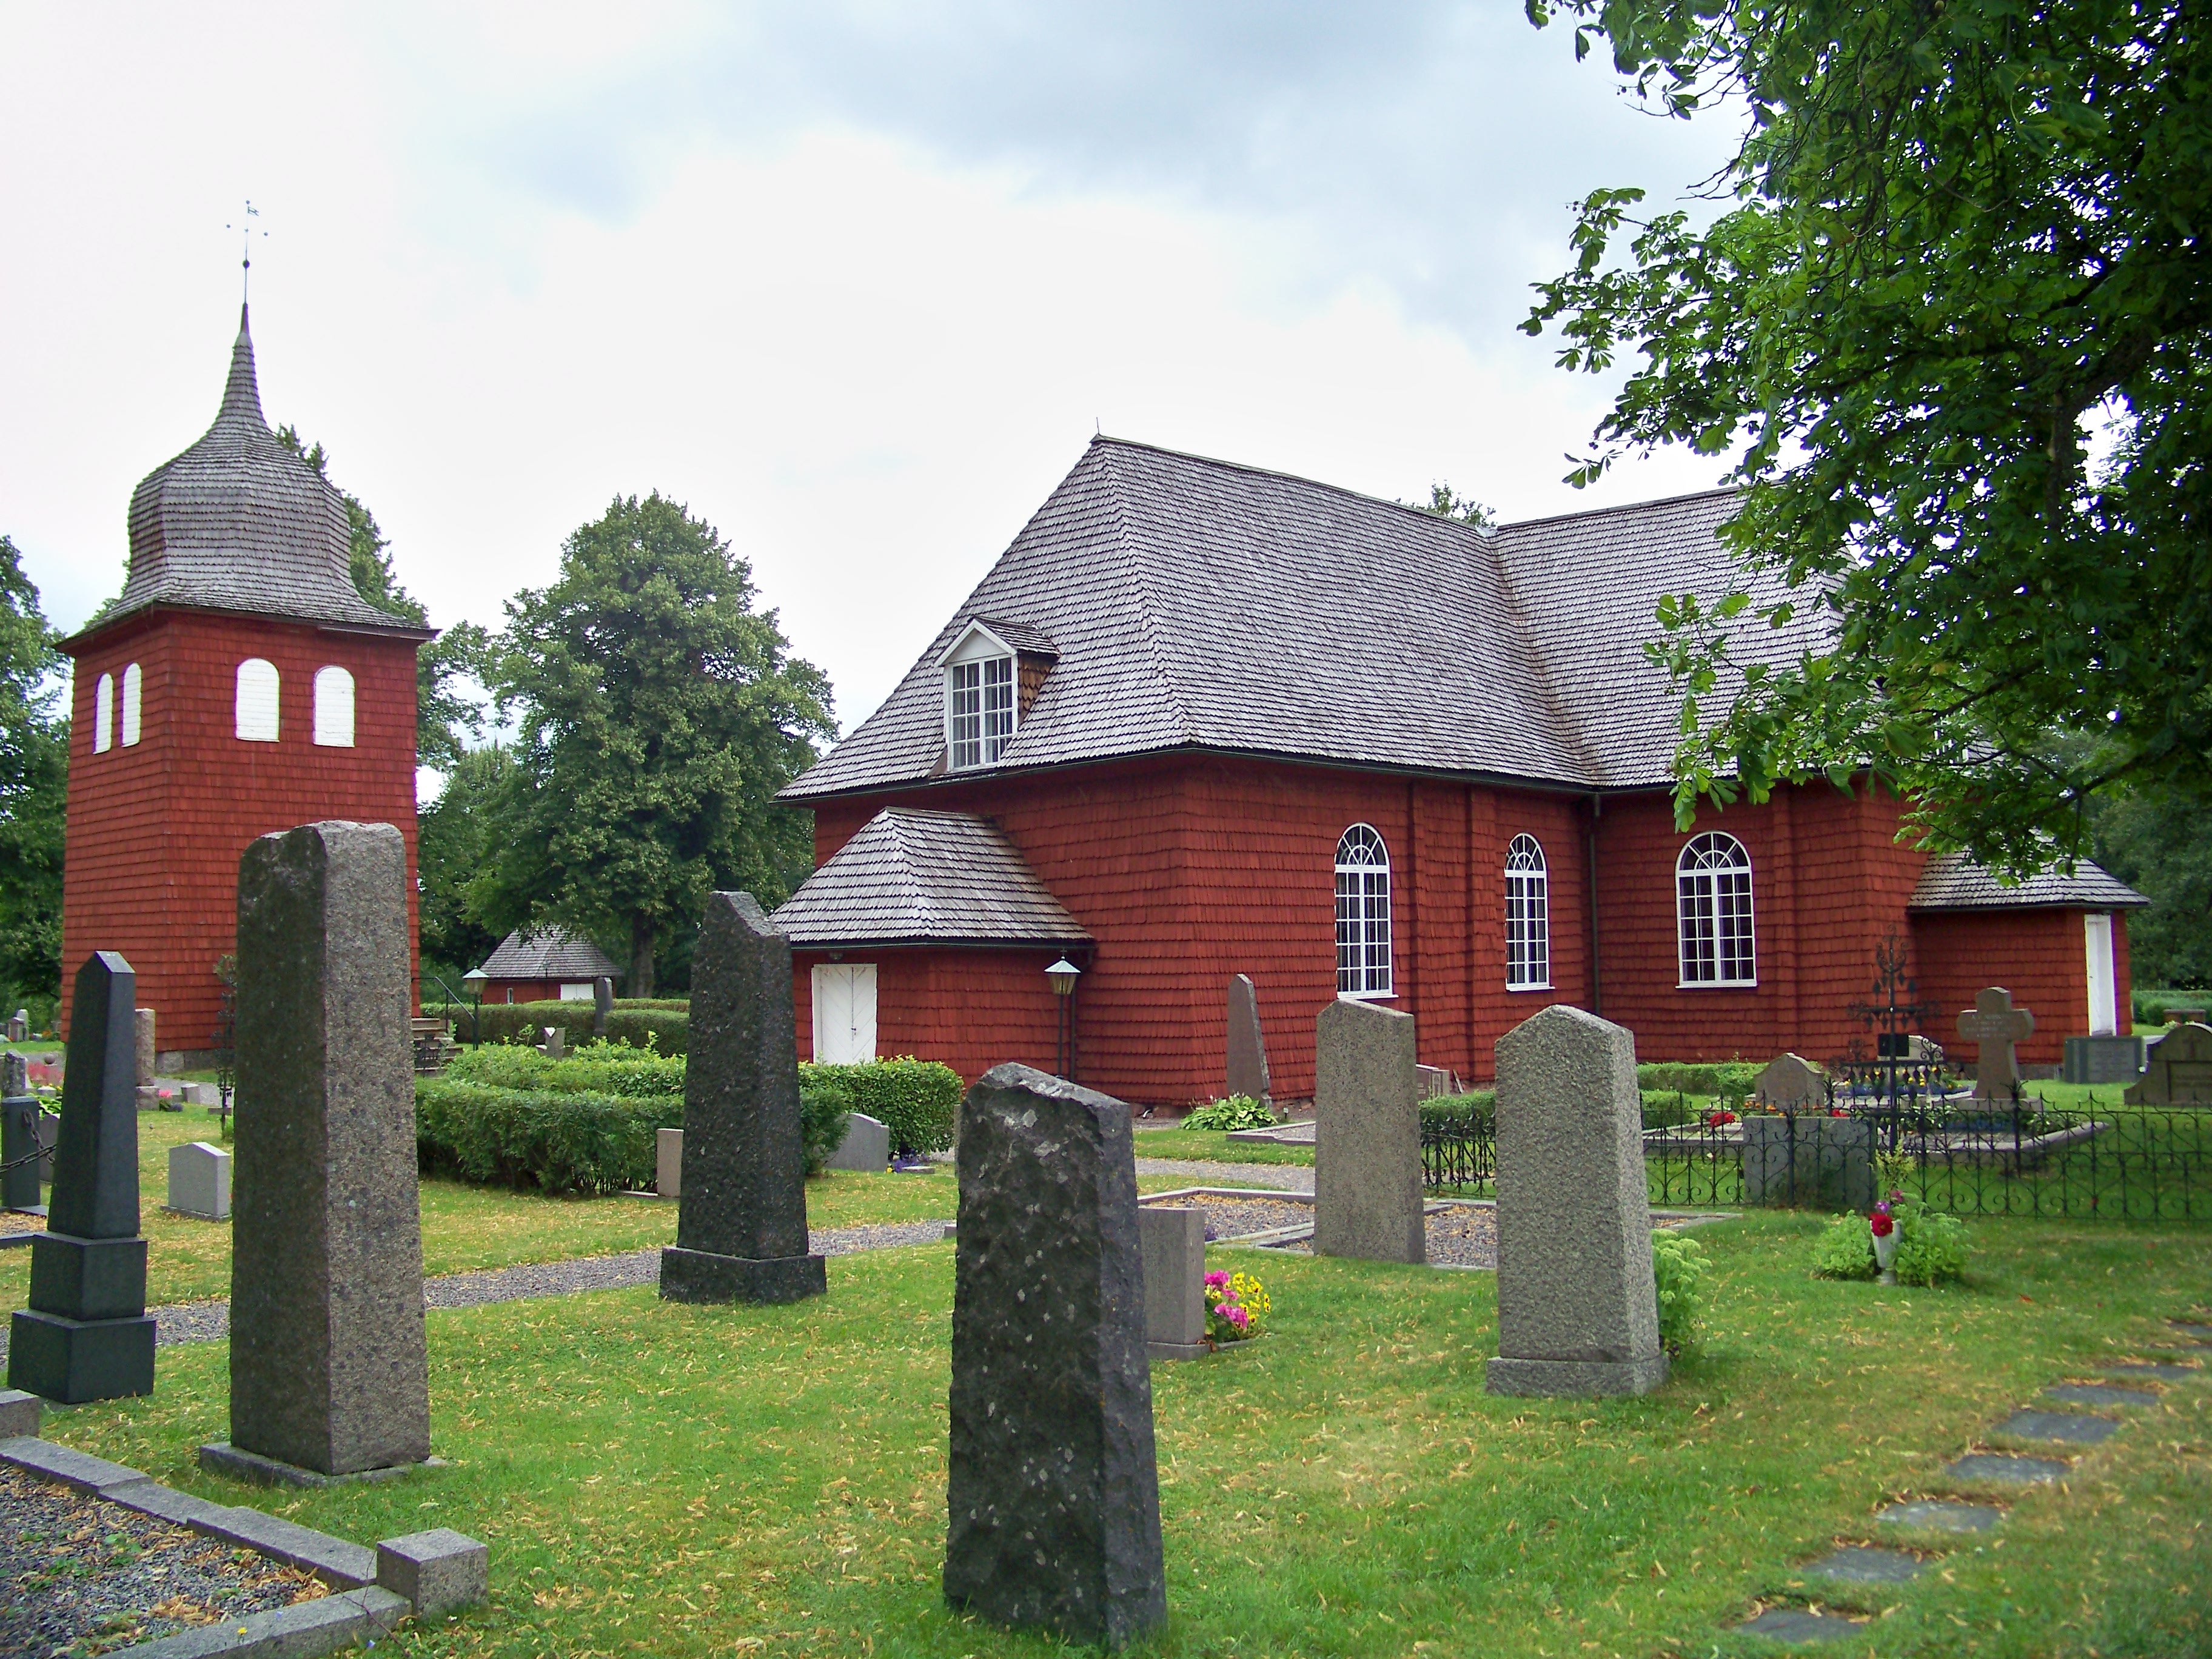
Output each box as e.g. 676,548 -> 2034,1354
1486,1352 -> 1669,1398
1149,1338 -> 1210,1361
7,1309 -> 155,1404
198,1441 -> 447,1488
659,1245 -> 827,1305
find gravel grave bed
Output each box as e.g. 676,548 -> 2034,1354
1132,1158 -> 1313,1192
1268,1202 -> 1498,1267
1142,1193 -> 1314,1241
1,1209 -> 44,1238
0,1465 -> 329,1657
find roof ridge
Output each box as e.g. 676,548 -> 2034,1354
1495,484 -> 1743,536
1094,443 -> 1199,746
1483,523 -> 1598,783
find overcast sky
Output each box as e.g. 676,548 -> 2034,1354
1,3 -> 1742,783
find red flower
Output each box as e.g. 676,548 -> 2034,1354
1869,1212 -> 1895,1237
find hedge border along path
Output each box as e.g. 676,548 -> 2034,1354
0,1221 -> 950,1364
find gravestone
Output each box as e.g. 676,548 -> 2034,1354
541,1026 -> 566,1059
212,822 -> 431,1481
2063,1034 -> 2145,1085
2170,1005 -> 2208,1025
2125,1023 -> 2212,1105
593,977 -> 614,1039
1957,987 -> 2034,1099
1137,1205 -> 1207,1360
1487,1004 -> 1667,1398
827,1111 -> 891,1172
135,1008 -> 156,1086
1742,1115 -> 1874,1209
1752,1053 -> 1827,1110
945,1064 -> 1165,1648
6,1008 -> 25,1042
167,1141 -> 232,1221
2,1061 -> 39,1211
8,951 -> 156,1403
1313,997 -> 1423,1265
660,891 -> 825,1304
656,1127 -> 682,1198
1225,974 -> 1271,1103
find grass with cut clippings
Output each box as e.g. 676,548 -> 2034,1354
39,1212 -> 2212,1658
1132,1127 -> 1314,1166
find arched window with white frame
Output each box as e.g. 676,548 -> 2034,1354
1677,832 -> 1756,986
235,658 -> 280,742
1504,833 -> 1550,989
93,672 -> 114,753
120,663 -> 142,746
313,665 -> 355,747
1335,824 -> 1393,997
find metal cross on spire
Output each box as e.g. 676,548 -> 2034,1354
226,200 -> 266,303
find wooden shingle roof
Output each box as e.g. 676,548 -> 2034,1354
475,928 -> 624,981
1907,852 -> 2148,912
773,809 -> 1092,948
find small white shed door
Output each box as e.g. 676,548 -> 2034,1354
812,964 -> 878,1064
2085,913 -> 2117,1036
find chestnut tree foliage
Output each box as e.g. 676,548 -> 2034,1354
1524,0 -> 2211,872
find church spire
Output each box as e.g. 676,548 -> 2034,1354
216,303 -> 266,429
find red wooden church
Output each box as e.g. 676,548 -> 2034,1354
58,308 -> 429,1061
776,437 -> 2145,1104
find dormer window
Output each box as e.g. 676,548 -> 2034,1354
939,618 -> 1055,771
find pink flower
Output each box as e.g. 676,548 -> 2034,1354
1204,1271 -> 1230,1290
1225,1305 -> 1250,1329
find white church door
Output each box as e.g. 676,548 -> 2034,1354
2085,913 -> 2117,1036
812,964 -> 878,1063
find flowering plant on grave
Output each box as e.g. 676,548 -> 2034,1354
1204,1269 -> 1270,1343
1704,1107 -> 1739,1128
1869,1202 -> 1895,1238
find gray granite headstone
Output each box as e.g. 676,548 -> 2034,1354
6,1009 -> 25,1042
656,1127 -> 682,1198
592,976 -> 613,1039
1957,987 -> 2034,1100
1225,974 -> 1271,1104
217,822 -> 431,1479
945,1064 -> 1165,1649
541,1025 -> 565,1059
1138,1205 -> 1207,1359
2063,1034 -> 2143,1085
826,1111 -> 891,1171
9,952 -> 156,1403
2,1050 -> 24,1096
660,891 -> 825,1305
167,1141 -> 233,1221
1313,997 -> 1423,1264
135,1007 -> 156,1087
1753,1053 -> 1826,1110
1487,1004 -> 1667,1398
2,1081 -> 40,1212
2125,1022 -> 2212,1105
1742,1114 -> 1874,1210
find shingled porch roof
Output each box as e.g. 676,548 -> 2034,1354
1907,852 -> 2149,912
774,808 -> 1092,950
474,928 -> 624,981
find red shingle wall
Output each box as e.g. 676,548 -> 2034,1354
61,609 -> 421,1051
1909,908 -> 2099,1067
791,948 -> 1064,1084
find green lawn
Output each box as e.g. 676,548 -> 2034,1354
34,1213 -> 2212,1657
1132,1127 -> 1314,1166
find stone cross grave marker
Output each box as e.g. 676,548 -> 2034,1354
1487,1003 -> 1668,1398
168,1141 -> 233,1221
593,976 -> 613,1039
2126,1023 -> 2212,1106
660,891 -> 826,1305
945,1064 -> 1165,1648
9,951 -> 156,1404
1137,1204 -> 1207,1360
211,821 -> 432,1482
1957,987 -> 2035,1101
1754,1053 -> 1827,1111
1313,997 -> 1423,1264
1225,974 -> 1270,1102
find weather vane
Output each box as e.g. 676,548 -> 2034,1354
226,200 -> 266,303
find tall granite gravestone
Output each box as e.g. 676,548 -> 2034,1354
945,1064 -> 1165,1649
1313,997 -> 1424,1265
135,1008 -> 156,1085
1957,988 -> 2034,1100
1487,1004 -> 1667,1398
2126,1023 -> 2212,1105
8,953 -> 156,1403
593,976 -> 614,1040
1753,1053 -> 1827,1110
2,1053 -> 38,1213
209,822 -> 431,1482
660,892 -> 826,1304
1225,974 -> 1271,1103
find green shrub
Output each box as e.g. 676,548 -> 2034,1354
1640,1090 -> 1700,1130
1651,1232 -> 1711,1354
1419,1092 -> 1495,1135
1181,1095 -> 1277,1131
799,1088 -> 853,1176
427,1000 -> 689,1056
1812,1213 -> 1879,1279
798,1056 -> 962,1155
614,997 -> 690,1011
415,1079 -> 678,1195
1893,1202 -> 1969,1285
1636,1061 -> 1765,1101
443,1039 -> 685,1099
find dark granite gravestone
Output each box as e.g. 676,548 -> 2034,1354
1741,1114 -> 1875,1210
660,892 -> 825,1305
3,1054 -> 41,1211
210,822 -> 432,1481
593,976 -> 614,1040
8,952 -> 156,1403
945,1064 -> 1165,1649
1225,974 -> 1270,1103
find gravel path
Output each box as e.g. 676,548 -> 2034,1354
0,1465 -> 328,1656
1144,1193 -> 1314,1240
1134,1158 -> 1313,1192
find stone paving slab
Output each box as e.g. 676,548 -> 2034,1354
1737,1607 -> 1866,1644
2045,1383 -> 2160,1409
2167,1321 -> 2212,1341
1801,1546 -> 1923,1584
1994,1408 -> 2117,1444
2103,1361 -> 2200,1381
1877,1500 -> 2001,1533
1946,1452 -> 2070,1485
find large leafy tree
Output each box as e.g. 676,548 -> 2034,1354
415,743 -> 517,988
0,535 -> 67,1011
488,493 -> 835,994
2092,785 -> 2212,990
1524,0 -> 2211,872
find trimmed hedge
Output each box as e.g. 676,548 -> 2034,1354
1635,1061 -> 1765,1101
416,1079 -> 677,1195
424,1000 -> 689,1056
443,1041 -> 685,1099
1421,1091 -> 1495,1135
799,1057 -> 962,1155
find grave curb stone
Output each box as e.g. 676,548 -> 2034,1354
0,1387 -> 38,1438
110,1586 -> 412,1659
198,1439 -> 447,1489
377,1527 -> 491,1617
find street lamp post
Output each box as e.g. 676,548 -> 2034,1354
1045,957 -> 1081,1079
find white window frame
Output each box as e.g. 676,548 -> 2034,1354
93,672 -> 114,753
120,663 -> 142,746
1335,823 -> 1393,998
313,665 -> 355,748
940,623 -> 1019,770
236,658 -> 280,742
1504,833 -> 1552,990
1677,831 -> 1756,987
558,982 -> 595,1003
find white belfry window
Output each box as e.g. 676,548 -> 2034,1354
313,665 -> 355,747
1677,832 -> 1756,986
947,655 -> 1014,769
93,672 -> 115,752
235,658 -> 280,742
1335,824 -> 1393,997
120,663 -> 142,746
1504,834 -> 1551,989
